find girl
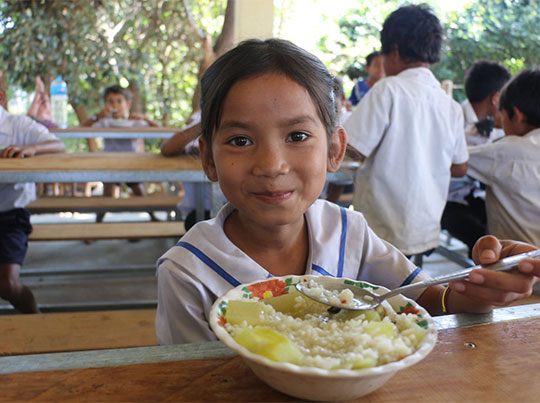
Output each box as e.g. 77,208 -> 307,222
156,39 -> 540,345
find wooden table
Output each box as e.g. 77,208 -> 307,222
0,152 -> 222,217
1,304 -> 539,401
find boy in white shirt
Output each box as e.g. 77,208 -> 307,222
344,4 -> 468,256
0,88 -> 65,313
442,61 -> 511,256
467,69 -> 540,246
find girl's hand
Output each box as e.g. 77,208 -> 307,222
449,235 -> 539,310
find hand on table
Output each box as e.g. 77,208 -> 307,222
0,145 -> 36,158
450,235 -> 539,310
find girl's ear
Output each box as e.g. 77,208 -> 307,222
327,126 -> 347,173
199,137 -> 218,182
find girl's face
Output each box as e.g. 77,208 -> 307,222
201,73 -> 345,230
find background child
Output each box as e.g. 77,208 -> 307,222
0,87 -> 65,313
442,60 -> 511,256
467,69 -> 540,246
344,4 -> 468,257
160,111 -> 214,230
348,51 -> 385,106
155,38 -> 540,345
82,85 -> 159,223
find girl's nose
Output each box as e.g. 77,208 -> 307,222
252,145 -> 289,177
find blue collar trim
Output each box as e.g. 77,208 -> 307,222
400,267 -> 422,286
176,241 -> 241,287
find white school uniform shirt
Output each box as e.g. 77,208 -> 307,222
92,117 -> 148,152
344,67 -> 468,255
0,106 -> 59,212
155,199 -> 429,345
467,128 -> 540,245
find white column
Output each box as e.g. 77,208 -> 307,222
234,0 -> 274,44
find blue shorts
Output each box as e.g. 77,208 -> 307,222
0,208 -> 33,265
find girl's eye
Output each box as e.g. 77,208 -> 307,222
287,132 -> 309,142
228,136 -> 253,147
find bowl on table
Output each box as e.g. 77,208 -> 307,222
209,274 -> 437,401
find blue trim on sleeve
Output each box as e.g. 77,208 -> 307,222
311,264 -> 334,277
400,267 -> 422,286
338,207 -> 347,277
176,241 -> 241,287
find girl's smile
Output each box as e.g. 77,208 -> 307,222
200,72 -> 345,236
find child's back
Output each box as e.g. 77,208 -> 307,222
467,69 -> 540,245
344,5 -> 468,256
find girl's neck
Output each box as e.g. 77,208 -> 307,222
224,210 -> 309,277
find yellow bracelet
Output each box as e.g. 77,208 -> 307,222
441,285 -> 451,314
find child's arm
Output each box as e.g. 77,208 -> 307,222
160,122 -> 201,157
80,106 -> 110,127
418,235 -> 539,315
0,139 -> 65,158
129,112 -> 159,127
450,162 -> 468,177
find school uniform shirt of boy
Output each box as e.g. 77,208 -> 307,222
155,200 -> 429,345
344,67 -> 468,255
0,106 -> 59,211
92,116 -> 148,152
467,128 -> 540,246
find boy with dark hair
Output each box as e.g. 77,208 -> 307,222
442,60 -> 511,256
348,51 -> 385,106
467,69 -> 540,246
344,4 -> 468,257
463,60 -> 511,145
0,88 -> 65,313
82,84 -> 159,224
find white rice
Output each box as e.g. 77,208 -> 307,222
225,293 -> 427,370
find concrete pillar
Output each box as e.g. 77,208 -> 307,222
234,0 -> 274,44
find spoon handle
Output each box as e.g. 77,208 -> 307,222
383,249 -> 540,300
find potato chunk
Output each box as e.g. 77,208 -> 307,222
224,300 -> 273,326
234,326 -> 302,364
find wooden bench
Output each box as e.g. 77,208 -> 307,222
29,222 -> 184,241
27,195 -> 182,214
0,309 -> 157,356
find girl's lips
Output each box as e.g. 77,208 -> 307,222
252,191 -> 293,204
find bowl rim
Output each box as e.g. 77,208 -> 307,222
209,274 -> 438,378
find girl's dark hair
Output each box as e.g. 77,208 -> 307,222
465,60 -> 511,103
103,85 -> 131,102
380,4 -> 443,64
200,38 -> 336,150
499,69 -> 540,127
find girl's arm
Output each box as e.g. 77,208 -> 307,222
418,236 -> 539,316
160,122 -> 201,157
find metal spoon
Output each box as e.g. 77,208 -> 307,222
296,249 -> 540,312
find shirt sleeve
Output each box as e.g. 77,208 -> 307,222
466,144 -> 497,186
452,108 -> 469,164
14,115 -> 58,146
343,82 -> 392,158
155,260 -> 217,345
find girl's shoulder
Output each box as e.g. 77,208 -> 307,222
307,200 -> 370,235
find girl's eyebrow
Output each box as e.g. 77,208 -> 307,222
218,115 -> 318,131
280,115 -> 318,127
218,120 -> 252,131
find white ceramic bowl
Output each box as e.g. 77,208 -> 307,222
209,275 -> 437,401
